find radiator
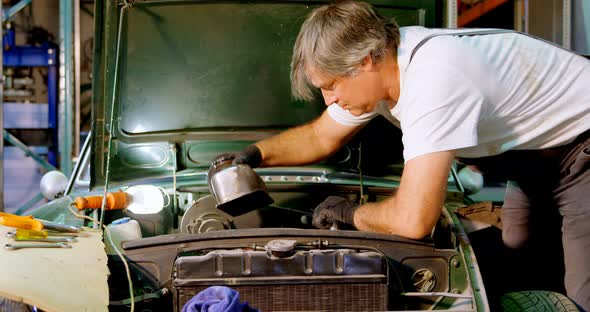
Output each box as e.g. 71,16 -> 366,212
174,248 -> 388,311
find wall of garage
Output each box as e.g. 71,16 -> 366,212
3,0 -> 95,213
573,0 -> 590,54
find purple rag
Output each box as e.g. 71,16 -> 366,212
181,286 -> 259,312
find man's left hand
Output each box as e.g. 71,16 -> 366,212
312,196 -> 360,229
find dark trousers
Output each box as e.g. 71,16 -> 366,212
459,130 -> 590,311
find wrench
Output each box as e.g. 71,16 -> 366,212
5,243 -> 72,250
5,231 -> 77,242
14,237 -> 76,243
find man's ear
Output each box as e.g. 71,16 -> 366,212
361,55 -> 376,71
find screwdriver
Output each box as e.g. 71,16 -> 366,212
0,212 -> 81,232
12,228 -> 49,239
0,215 -> 44,231
0,212 -> 33,220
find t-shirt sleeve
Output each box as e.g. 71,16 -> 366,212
400,62 -> 486,162
326,103 -> 378,126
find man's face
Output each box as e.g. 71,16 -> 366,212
307,58 -> 386,116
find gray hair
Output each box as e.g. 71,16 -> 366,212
290,1 -> 400,102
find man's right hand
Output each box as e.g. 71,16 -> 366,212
212,145 -> 263,168
312,196 -> 359,230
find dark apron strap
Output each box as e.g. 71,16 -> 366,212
377,30 -> 517,128
408,29 -> 516,65
375,100 -> 400,127
399,29 -> 588,179
386,28 -> 580,124
408,28 -> 585,66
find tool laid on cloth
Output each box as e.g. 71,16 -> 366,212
6,231 -> 77,243
73,185 -> 166,214
7,229 -> 48,239
38,220 -> 81,233
0,212 -> 81,232
5,242 -> 72,250
0,224 -> 108,311
5,228 -> 80,240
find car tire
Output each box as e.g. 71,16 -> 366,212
500,290 -> 580,312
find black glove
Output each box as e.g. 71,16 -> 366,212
312,196 -> 360,230
212,145 -> 263,168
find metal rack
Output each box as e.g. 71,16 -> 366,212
2,24 -> 59,164
1,0 -> 77,212
446,0 -> 572,50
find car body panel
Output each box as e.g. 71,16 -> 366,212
90,0 -> 439,188
25,1 -> 494,311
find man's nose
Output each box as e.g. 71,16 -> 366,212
321,89 -> 338,106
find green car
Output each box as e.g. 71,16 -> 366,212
22,1 -> 579,311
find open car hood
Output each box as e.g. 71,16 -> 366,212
90,0 -> 440,188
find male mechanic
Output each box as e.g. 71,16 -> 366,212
214,1 -> 590,308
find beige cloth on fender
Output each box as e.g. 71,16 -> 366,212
0,224 -> 109,311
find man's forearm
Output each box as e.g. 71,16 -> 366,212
353,197 -> 439,240
353,152 -> 453,239
255,122 -> 338,167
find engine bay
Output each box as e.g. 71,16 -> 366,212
102,184 -> 419,238
99,184 -> 468,312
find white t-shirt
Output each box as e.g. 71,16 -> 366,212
327,26 -> 590,162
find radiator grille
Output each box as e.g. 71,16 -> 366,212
178,283 -> 388,311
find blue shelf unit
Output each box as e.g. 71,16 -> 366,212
3,27 -> 58,166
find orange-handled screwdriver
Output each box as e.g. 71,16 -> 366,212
0,212 -> 81,232
0,212 -> 33,220
0,216 -> 44,231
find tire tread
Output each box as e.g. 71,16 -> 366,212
500,291 -> 580,312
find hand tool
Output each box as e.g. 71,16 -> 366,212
6,229 -> 48,239
6,231 -> 77,242
0,212 -> 32,219
4,242 -> 72,250
0,212 -> 81,233
6,229 -> 80,239
0,215 -> 43,231
0,212 -> 33,221
39,220 -> 82,233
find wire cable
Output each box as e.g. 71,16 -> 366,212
98,1 -> 135,310
357,142 -> 365,204
68,204 -> 135,311
269,205 -> 313,216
